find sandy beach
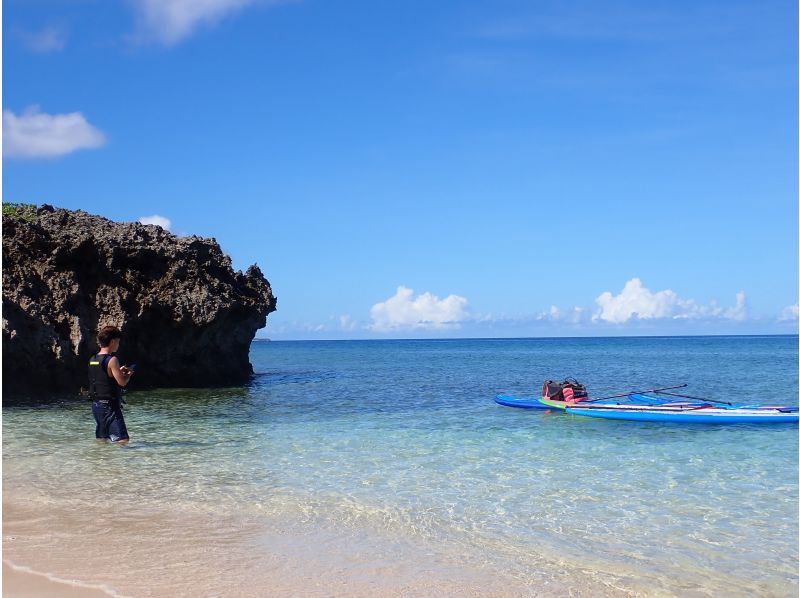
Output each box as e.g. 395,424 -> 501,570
2,496 -> 555,598
3,562 -> 114,598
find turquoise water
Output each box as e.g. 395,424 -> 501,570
3,336 -> 798,596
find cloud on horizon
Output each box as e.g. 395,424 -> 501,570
138,214 -> 173,230
370,286 -> 469,332
535,305 -> 588,324
266,279 -> 790,339
131,0 -> 286,45
3,106 -> 106,158
779,303 -> 799,322
593,278 -> 746,324
367,279 -> 757,335
338,315 -> 358,331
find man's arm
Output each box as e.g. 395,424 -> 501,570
107,356 -> 133,387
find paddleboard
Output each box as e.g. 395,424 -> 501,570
537,397 -> 570,410
566,403 -> 799,424
494,395 -> 552,410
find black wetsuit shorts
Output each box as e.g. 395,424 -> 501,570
92,400 -> 129,442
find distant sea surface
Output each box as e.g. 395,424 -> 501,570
3,336 -> 798,596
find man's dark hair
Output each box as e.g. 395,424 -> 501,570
97,325 -> 122,348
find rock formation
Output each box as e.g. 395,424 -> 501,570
2,205 -> 277,395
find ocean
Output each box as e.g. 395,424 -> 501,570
3,335 -> 798,596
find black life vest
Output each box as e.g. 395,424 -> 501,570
88,353 -> 122,400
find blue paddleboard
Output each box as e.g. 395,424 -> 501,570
494,394 -> 552,410
565,404 -> 799,424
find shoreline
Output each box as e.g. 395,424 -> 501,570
3,562 -> 117,598
4,483 -> 796,598
2,496 -> 561,598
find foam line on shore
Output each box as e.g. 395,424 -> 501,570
3,560 -> 128,598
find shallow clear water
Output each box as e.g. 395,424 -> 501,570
3,336 -> 798,596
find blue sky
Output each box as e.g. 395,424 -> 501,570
3,0 -> 798,339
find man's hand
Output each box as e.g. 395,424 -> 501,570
120,366 -> 134,376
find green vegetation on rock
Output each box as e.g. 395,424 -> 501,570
3,203 -> 38,222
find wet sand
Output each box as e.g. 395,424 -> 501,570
3,562 -> 114,597
3,497 -> 563,598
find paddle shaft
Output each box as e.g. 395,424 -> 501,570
654,390 -> 733,406
584,384 -> 688,403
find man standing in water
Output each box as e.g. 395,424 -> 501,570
88,325 -> 135,444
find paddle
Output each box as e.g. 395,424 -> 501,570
656,391 -> 799,411
581,384 -> 688,403
653,390 -> 734,406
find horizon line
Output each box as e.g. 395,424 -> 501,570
254,333 -> 799,343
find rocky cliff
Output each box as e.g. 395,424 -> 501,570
2,205 -> 277,395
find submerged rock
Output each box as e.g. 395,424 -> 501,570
2,205 -> 277,394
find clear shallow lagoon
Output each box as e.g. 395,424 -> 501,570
3,336 -> 798,596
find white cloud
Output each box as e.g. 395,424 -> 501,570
536,305 -> 587,324
725,292 -> 747,321
132,0 -> 283,45
593,278 -> 747,323
3,106 -> 106,158
138,215 -> 173,230
779,303 -> 799,321
20,26 -> 68,53
338,315 -> 358,331
370,286 -> 469,332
